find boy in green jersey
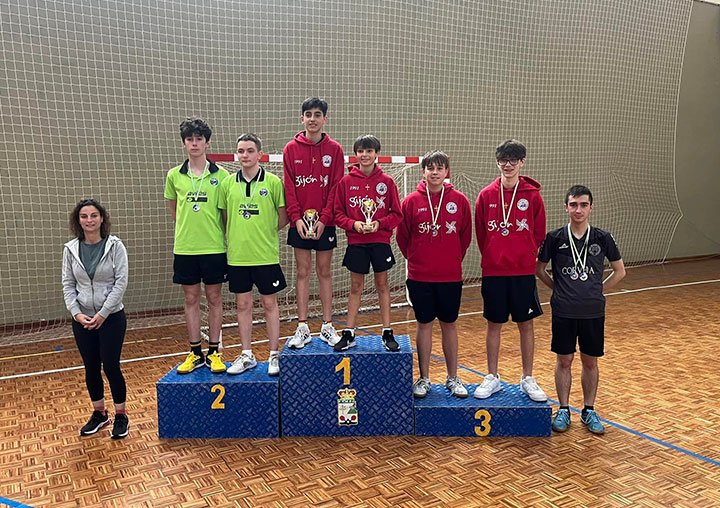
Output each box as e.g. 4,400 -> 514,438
164,118 -> 230,375
218,134 -> 289,376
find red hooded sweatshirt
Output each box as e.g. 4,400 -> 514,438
397,180 -> 472,282
333,164 -> 403,245
283,132 -> 345,227
475,176 -> 546,276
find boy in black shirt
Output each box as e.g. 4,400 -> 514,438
536,185 -> 625,435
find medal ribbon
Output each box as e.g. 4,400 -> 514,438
500,181 -> 519,229
189,161 -> 209,205
567,224 -> 590,275
426,184 -> 445,235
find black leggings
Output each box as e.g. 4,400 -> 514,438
72,310 -> 127,404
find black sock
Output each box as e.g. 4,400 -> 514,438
560,405 -> 570,411
582,405 -> 594,417
191,343 -> 203,357
208,343 -> 219,355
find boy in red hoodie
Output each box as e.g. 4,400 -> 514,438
333,135 -> 403,352
397,151 -> 472,398
283,98 -> 345,349
474,139 -> 547,402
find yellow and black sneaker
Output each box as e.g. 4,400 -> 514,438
206,351 -> 227,374
177,351 -> 204,374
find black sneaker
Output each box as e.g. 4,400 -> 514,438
333,330 -> 356,352
382,329 -> 399,352
80,410 -> 110,436
111,413 -> 129,439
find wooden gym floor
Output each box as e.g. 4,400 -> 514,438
0,257 -> 719,508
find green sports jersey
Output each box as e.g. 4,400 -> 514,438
218,167 -> 286,266
164,160 -> 230,255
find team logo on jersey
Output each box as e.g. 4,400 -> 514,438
259,188 -> 269,197
516,218 -> 529,232
210,178 -> 219,186
517,198 -> 529,211
589,243 -> 601,256
376,182 -> 387,195
322,155 -> 332,168
445,221 -> 457,234
446,202 -> 458,214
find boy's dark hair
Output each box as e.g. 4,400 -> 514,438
301,97 -> 328,115
565,185 -> 593,205
236,133 -> 262,151
353,134 -> 381,154
495,139 -> 526,160
69,198 -> 111,240
421,150 -> 450,170
180,117 -> 212,142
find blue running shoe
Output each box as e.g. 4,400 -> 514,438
581,409 -> 605,435
552,408 -> 571,432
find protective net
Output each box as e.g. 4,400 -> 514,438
0,0 -> 691,343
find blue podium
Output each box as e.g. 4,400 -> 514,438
157,362 -> 279,438
414,383 -> 551,437
280,335 -> 414,437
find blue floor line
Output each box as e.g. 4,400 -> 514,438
335,321 -> 720,468
0,497 -> 36,508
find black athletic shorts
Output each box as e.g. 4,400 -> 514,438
173,253 -> 227,285
481,275 -> 542,323
227,264 -> 287,295
342,243 -> 395,274
287,225 -> 337,251
551,315 -> 605,357
407,279 -> 463,324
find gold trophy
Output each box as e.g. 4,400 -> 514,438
361,199 -> 377,232
303,208 -> 320,238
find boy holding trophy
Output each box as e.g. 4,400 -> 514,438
283,97 -> 345,349
333,135 -> 403,352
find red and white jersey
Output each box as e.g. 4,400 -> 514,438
474,176 -> 546,276
283,131 -> 345,227
397,180 -> 472,282
333,164 -> 403,245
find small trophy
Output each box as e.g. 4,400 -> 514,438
361,199 -> 377,232
303,208 -> 319,238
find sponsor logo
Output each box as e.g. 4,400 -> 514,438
418,221 -> 433,234
445,221 -> 456,234
210,178 -> 219,186
589,243 -> 601,256
295,175 -> 317,187
328,236 -> 335,242
446,202 -> 458,214
560,266 -> 596,275
376,182 -> 387,195
517,198 -> 529,211
376,196 -> 386,209
516,218 -> 529,232
348,196 -> 373,208
487,219 -> 498,232
322,155 -> 332,167
272,280 -> 280,287
259,188 -> 268,197
320,174 -> 329,187
559,243 -> 569,249
528,308 -> 533,314
386,256 -> 392,262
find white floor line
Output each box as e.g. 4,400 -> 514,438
2,278 -> 718,381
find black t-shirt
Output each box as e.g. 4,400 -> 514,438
538,226 -> 621,318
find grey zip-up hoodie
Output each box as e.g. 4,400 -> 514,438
61,235 -> 128,319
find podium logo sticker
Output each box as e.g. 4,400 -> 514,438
337,388 -> 359,426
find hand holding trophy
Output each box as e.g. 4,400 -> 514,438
303,208 -> 319,239
361,199 -> 377,233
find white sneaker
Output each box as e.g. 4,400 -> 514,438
288,323 -> 311,349
227,352 -> 257,375
268,354 -> 280,376
445,376 -> 468,398
520,376 -> 547,402
320,322 -> 340,346
413,377 -> 431,398
473,374 -> 502,399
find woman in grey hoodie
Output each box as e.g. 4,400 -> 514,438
62,199 -> 129,439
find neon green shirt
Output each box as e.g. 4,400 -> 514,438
164,160 -> 230,255
218,167 -> 286,266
